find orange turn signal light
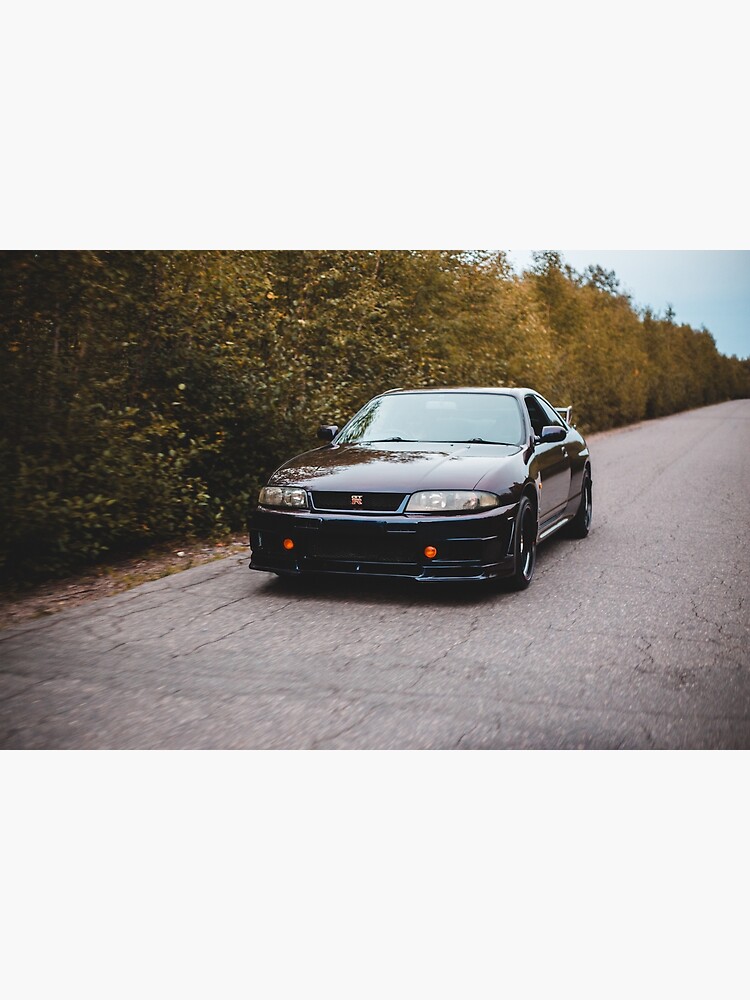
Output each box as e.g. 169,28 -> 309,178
424,546 -> 437,559
283,538 -> 295,550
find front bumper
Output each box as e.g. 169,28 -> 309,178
248,502 -> 518,582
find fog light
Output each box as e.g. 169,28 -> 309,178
424,546 -> 437,559
283,538 -> 294,550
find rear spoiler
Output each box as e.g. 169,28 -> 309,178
555,405 -> 573,424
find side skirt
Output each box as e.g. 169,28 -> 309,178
537,515 -> 574,543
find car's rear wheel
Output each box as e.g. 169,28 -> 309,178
568,469 -> 592,538
508,495 -> 537,590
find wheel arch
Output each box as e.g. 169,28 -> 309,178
522,481 -> 539,519
507,485 -> 538,589
582,460 -> 593,495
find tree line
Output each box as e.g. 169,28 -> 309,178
1,250 -> 748,580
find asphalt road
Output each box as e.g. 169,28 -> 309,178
2,400 -> 749,749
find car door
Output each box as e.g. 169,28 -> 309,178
524,394 -> 572,522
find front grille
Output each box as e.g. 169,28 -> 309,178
311,491 -> 406,512
312,534 -> 415,563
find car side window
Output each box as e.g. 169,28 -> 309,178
524,395 -> 548,437
536,395 -> 566,429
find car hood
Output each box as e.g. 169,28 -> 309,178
268,441 -> 523,493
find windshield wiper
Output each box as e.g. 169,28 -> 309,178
358,436 -> 514,445
362,437 -> 416,442
457,438 -> 516,445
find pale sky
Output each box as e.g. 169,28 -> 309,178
507,251 -> 750,360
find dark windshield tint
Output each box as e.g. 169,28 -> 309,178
337,392 -> 525,445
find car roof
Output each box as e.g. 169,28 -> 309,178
381,386 -> 535,398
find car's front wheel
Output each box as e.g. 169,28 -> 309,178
508,495 -> 537,590
568,469 -> 592,538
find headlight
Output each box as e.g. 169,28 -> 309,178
405,490 -> 500,513
258,486 -> 309,509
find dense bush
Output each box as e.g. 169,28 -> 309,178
1,250 -> 748,581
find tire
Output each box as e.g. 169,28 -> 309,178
508,495 -> 537,590
568,469 -> 592,538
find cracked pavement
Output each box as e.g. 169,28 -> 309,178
1,400 -> 749,748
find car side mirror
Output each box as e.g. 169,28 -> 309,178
317,424 -> 339,441
538,425 -> 566,444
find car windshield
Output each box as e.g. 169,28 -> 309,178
336,392 -> 525,446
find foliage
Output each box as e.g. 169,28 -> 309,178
1,250 -> 748,580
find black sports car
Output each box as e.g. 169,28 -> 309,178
248,387 -> 592,589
